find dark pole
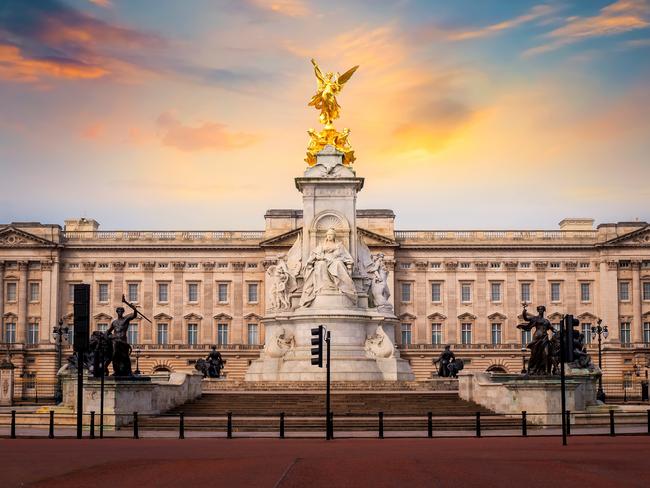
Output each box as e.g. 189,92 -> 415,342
326,330 -> 331,440
76,349 -> 83,439
559,315 -> 567,446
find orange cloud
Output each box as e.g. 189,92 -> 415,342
156,112 -> 260,152
524,0 -> 650,56
0,43 -> 108,82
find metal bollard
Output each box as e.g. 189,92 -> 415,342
133,412 -> 139,439
565,410 -> 571,436
475,412 -> 481,438
378,412 -> 384,439
427,412 -> 433,438
522,411 -> 527,437
10,410 -> 16,439
90,412 -> 95,439
49,410 -> 54,439
227,412 -> 232,439
179,412 -> 185,440
609,410 -> 615,436
280,412 -> 285,439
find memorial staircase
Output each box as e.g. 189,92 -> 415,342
138,381 -> 521,433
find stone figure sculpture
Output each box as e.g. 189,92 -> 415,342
300,228 -> 357,307
267,254 -> 298,311
195,346 -> 225,378
434,345 -> 456,377
367,253 -> 392,312
517,305 -> 557,375
106,295 -> 138,376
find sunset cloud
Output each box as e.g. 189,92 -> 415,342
156,112 -> 259,152
524,0 -> 650,56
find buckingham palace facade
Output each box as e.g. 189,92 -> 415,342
1,213 -> 650,399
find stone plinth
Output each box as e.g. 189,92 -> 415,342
0,359 -> 15,406
61,372 -> 202,427
458,368 -> 600,424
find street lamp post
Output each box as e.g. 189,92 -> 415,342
134,347 -> 142,375
52,319 -> 69,404
591,319 -> 608,402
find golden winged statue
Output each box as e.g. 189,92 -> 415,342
305,59 -> 359,166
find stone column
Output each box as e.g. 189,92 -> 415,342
565,261 -> 577,315
0,261 -> 4,341
445,261 -> 458,344
474,262 -> 488,344
414,261 -> 428,344
504,261 -> 519,344
142,262 -> 155,344
231,262 -> 245,345
202,262 -> 215,344
17,261 -> 28,344
599,260 -> 619,342
172,262 -> 185,343
631,260 -> 642,343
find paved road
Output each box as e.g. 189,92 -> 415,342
1,436 -> 649,487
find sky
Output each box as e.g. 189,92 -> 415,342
0,0 -> 649,230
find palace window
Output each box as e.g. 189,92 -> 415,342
582,323 -> 592,345
521,329 -> 532,346
187,323 -> 198,345
461,283 -> 472,303
550,282 -> 561,302
98,283 -> 109,303
643,282 -> 650,301
643,322 -> 650,344
97,323 -> 108,332
491,323 -> 502,345
461,323 -> 472,345
431,282 -> 441,303
187,283 -> 199,303
218,283 -> 228,303
158,283 -> 169,303
157,323 -> 168,345
619,282 -> 630,301
128,283 -> 139,302
431,323 -> 442,345
490,282 -> 501,302
620,322 -> 631,345
29,282 -> 40,302
248,323 -> 259,345
401,323 -> 411,345
27,323 -> 39,344
217,323 -> 229,345
247,283 -> 259,303
128,323 -> 139,345
521,283 -> 531,303
5,322 -> 16,343
6,282 -> 17,302
401,282 -> 411,302
580,283 -> 590,302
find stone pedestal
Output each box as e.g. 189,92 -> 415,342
458,368 -> 600,424
0,359 -> 15,406
61,372 -> 202,427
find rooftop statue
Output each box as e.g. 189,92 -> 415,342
306,59 -> 358,166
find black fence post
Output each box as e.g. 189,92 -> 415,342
609,410 -> 615,436
522,411 -> 527,437
90,411 -> 95,439
179,412 -> 185,440
427,412 -> 433,438
227,412 -> 232,439
10,410 -> 16,439
475,412 -> 481,438
280,412 -> 285,439
378,412 -> 384,439
49,410 -> 54,439
565,410 -> 571,436
133,412 -> 139,439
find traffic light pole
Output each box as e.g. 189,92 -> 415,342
326,330 -> 331,440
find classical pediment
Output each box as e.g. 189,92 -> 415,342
259,228 -> 302,248
358,227 -> 397,247
0,226 -> 57,248
602,225 -> 650,247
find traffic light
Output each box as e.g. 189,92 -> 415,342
311,325 -> 324,367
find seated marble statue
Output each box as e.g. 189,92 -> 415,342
300,228 -> 357,307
